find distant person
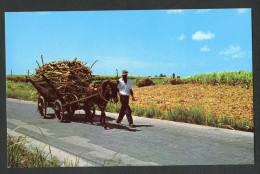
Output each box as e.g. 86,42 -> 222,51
116,70 -> 136,128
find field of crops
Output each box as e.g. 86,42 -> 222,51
184,71 -> 252,86
6,70 -> 254,131
132,84 -> 253,121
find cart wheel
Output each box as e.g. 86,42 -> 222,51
54,100 -> 64,122
38,96 -> 47,118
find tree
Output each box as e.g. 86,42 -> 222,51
159,73 -> 166,77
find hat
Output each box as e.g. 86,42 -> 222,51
122,70 -> 128,75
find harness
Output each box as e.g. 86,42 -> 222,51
93,80 -> 118,103
97,89 -> 110,103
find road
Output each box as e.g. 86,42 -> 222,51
6,98 -> 254,166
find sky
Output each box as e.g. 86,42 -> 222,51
5,9 -> 252,77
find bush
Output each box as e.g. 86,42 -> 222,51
136,78 -> 154,87
168,77 -> 183,85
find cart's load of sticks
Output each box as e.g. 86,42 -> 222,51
33,58 -> 95,93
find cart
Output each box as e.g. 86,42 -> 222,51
27,74 -> 97,122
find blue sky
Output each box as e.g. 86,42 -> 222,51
5,9 -> 252,77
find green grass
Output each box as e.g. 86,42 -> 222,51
184,71 -> 252,86
106,103 -> 121,113
6,81 -> 37,101
8,133 -> 80,167
105,104 -> 253,132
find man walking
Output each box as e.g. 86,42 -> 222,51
116,70 -> 136,127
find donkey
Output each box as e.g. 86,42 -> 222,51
84,79 -> 119,128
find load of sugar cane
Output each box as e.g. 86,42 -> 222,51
33,57 -> 95,94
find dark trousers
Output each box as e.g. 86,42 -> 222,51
117,95 -> 133,124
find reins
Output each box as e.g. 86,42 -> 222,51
97,89 -> 110,103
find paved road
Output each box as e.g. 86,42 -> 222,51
6,98 -> 254,166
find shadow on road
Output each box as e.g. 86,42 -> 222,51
53,113 -> 154,132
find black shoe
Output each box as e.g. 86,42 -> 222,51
129,124 -> 135,128
115,120 -> 122,125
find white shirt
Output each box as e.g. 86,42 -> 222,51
117,78 -> 133,96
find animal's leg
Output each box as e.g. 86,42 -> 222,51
89,109 -> 94,125
101,112 -> 107,129
84,102 -> 95,124
99,112 -> 103,125
84,109 -> 90,123
90,106 -> 95,125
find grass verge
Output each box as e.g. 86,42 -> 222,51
7,133 -> 80,167
106,103 -> 253,132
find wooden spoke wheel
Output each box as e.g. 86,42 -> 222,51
38,96 -> 47,118
54,99 -> 64,122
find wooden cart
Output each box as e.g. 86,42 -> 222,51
27,74 -> 96,122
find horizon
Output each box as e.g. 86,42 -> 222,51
5,9 -> 252,77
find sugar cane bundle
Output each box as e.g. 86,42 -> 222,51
33,58 -> 95,95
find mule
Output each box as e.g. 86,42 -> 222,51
84,79 -> 119,128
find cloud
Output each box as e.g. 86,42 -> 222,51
219,45 -> 246,58
200,45 -> 210,52
196,9 -> 212,14
178,34 -> 185,41
166,10 -> 184,14
237,9 -> 247,15
192,31 -> 215,41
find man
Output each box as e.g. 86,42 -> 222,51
116,70 -> 136,127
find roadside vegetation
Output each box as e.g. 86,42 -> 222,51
106,103 -> 253,132
7,133 -> 79,167
6,81 -> 37,101
6,71 -> 254,132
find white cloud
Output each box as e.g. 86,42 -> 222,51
219,45 -> 246,58
178,34 -> 185,41
237,9 -> 247,15
192,31 -> 215,41
196,9 -> 212,14
200,45 -> 210,52
166,10 -> 184,14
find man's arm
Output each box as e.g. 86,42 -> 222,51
130,89 -> 136,101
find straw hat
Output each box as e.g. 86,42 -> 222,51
122,70 -> 128,75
